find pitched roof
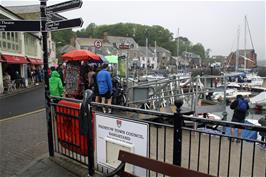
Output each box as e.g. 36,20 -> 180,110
138,46 -> 154,57
76,38 -> 112,47
6,5 -> 40,13
5,5 -> 66,21
106,36 -> 138,48
149,46 -> 171,54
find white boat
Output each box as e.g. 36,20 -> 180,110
212,87 -> 252,101
249,92 -> 266,110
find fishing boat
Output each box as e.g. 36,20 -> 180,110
212,87 -> 252,101
249,92 -> 266,110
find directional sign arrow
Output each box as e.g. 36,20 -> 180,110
0,20 -> 40,32
46,18 -> 83,31
46,0 -> 83,14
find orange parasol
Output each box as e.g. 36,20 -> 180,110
61,49 -> 101,62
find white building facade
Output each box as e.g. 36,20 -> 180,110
0,5 -> 44,93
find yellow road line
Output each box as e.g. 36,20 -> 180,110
0,108 -> 45,122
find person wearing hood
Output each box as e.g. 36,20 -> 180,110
49,70 -> 64,98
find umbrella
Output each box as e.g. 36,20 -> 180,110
61,49 -> 101,62
104,55 -> 118,64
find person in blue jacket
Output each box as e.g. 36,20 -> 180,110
230,94 -> 249,142
97,63 -> 112,113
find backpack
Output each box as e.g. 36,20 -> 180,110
236,99 -> 248,112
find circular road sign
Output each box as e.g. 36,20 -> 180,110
94,40 -> 102,48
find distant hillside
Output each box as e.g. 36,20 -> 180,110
74,22 -> 207,58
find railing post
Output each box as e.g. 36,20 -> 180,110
80,90 -> 95,176
173,99 -> 183,166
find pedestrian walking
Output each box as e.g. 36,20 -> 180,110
96,63 -> 112,113
49,70 -> 64,103
94,64 -> 101,103
87,65 -> 95,90
57,64 -> 65,86
230,94 -> 249,142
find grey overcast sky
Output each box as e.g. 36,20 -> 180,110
1,0 -> 265,65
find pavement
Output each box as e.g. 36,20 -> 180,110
0,88 -> 102,177
13,153 -> 102,177
0,111 -> 102,177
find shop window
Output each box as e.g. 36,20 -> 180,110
2,32 -> 6,39
3,41 -> 6,48
8,43 -> 11,49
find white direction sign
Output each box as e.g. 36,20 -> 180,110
46,18 -> 83,31
46,0 -> 83,14
96,114 -> 148,177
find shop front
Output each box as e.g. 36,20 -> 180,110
27,57 -> 43,85
1,54 -> 29,91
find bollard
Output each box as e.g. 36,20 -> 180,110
173,99 -> 183,166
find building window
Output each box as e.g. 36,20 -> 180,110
7,32 -> 10,40
0,32 -> 21,53
2,32 -> 6,39
3,41 -> 6,48
15,33 -> 18,42
25,33 -> 37,56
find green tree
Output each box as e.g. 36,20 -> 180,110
191,43 -> 205,59
51,29 -> 75,58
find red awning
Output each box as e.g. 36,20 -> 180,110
27,57 -> 43,65
2,54 -> 29,64
0,55 -> 5,62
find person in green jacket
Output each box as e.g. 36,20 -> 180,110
49,70 -> 64,98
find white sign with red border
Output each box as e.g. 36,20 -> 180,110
94,40 -> 102,48
96,113 -> 148,177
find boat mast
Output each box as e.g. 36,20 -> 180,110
145,37 -> 148,76
176,28 -> 179,70
236,26 -> 240,72
244,15 -> 247,70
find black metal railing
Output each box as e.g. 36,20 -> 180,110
48,95 -> 266,177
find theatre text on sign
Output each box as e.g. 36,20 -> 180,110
0,20 -> 40,32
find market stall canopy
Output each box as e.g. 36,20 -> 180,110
61,49 -> 101,62
105,55 -> 118,64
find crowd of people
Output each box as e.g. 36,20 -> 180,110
49,63 -> 116,113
